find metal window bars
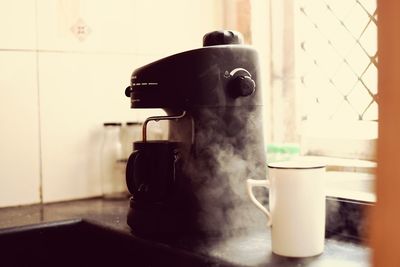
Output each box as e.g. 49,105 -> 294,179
295,0 -> 377,121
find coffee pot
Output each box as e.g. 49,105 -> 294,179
124,30 -> 266,238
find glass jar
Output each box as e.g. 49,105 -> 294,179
101,122 -> 127,199
122,122 -> 142,160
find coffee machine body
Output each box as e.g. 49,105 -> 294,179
125,31 -> 266,237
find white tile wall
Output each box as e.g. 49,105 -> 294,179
0,0 -> 36,50
0,0 -> 223,206
0,52 -> 40,207
132,0 -> 222,55
37,0 -> 136,53
38,52 -> 158,202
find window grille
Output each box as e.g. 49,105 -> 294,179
295,0 -> 377,121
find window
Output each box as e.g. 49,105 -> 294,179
226,0 -> 378,201
268,0 -> 378,160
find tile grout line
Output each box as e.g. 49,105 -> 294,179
34,0 -> 43,205
0,48 -> 159,57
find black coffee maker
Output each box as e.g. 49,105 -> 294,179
125,31 -> 266,238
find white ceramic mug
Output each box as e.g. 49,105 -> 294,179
247,161 -> 326,257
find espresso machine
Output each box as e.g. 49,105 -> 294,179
124,30 -> 266,238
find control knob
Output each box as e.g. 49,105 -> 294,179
229,75 -> 256,98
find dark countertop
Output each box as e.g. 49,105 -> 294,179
0,198 -> 371,267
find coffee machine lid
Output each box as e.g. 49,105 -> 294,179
125,30 -> 262,109
203,30 -> 244,46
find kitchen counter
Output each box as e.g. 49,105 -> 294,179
0,198 -> 370,267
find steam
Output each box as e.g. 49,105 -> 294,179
183,105 -> 268,237
325,198 -> 368,241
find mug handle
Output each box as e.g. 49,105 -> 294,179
246,179 -> 272,226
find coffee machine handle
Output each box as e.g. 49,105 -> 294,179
172,150 -> 181,183
126,150 -> 140,194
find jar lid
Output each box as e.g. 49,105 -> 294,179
103,122 -> 122,126
126,121 -> 142,126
